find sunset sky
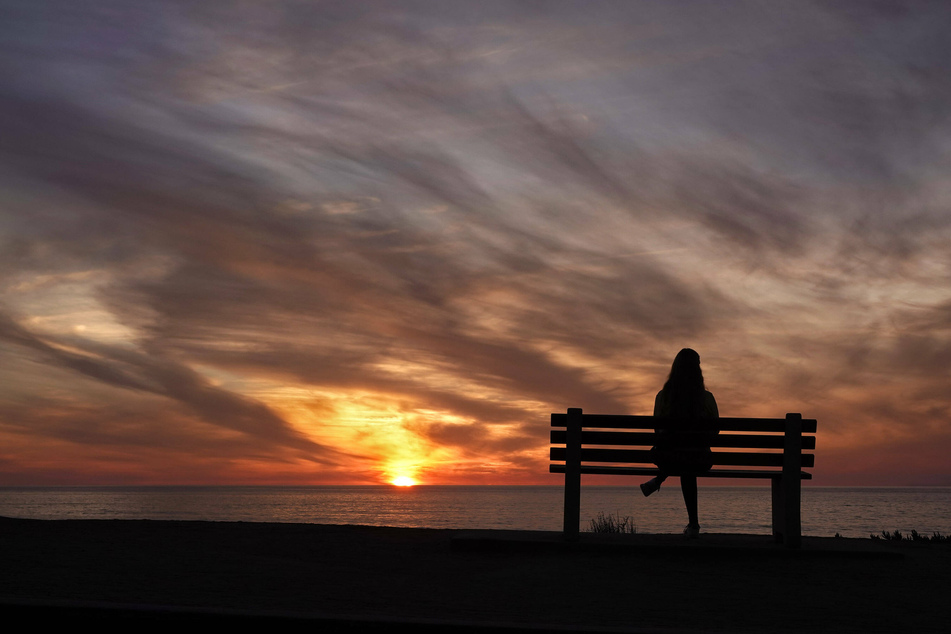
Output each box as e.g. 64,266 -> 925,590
2,1 -> 949,486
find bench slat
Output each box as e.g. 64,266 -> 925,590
550,447 -> 815,468
549,464 -> 813,479
550,430 -> 816,450
551,413 -> 817,434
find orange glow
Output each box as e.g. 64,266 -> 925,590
391,476 -> 418,486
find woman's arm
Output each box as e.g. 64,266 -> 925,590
653,390 -> 669,438
704,391 -> 719,419
703,392 -> 720,439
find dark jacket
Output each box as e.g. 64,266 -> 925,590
651,389 -> 719,474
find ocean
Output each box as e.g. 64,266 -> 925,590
1,485 -> 948,539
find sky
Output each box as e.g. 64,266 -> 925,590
1,0 -> 950,486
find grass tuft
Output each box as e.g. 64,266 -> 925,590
588,511 -> 636,534
869,530 -> 949,543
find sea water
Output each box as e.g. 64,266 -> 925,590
0,486 -> 948,538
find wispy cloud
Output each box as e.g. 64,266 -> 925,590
1,0 -> 949,484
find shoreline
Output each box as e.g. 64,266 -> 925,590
2,486 -> 948,541
1,517 -> 946,631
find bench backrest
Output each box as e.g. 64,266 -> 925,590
551,411 -> 816,475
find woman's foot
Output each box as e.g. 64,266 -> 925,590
683,524 -> 700,539
640,477 -> 662,497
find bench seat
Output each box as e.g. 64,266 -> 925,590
550,465 -> 813,479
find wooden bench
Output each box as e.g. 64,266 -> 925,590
550,408 -> 817,547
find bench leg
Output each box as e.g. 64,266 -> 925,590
771,477 -> 802,547
771,478 -> 784,544
780,413 -> 803,549
783,474 -> 802,549
564,408 -> 582,541
564,468 -> 580,541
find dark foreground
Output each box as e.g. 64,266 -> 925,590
0,517 -> 946,633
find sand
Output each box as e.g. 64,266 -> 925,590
0,516 -> 946,632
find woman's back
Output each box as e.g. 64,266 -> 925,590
653,388 -> 719,419
653,388 -> 719,450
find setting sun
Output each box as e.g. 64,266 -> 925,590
391,476 -> 418,487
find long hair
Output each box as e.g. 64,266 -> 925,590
662,348 -> 705,418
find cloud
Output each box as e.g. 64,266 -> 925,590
1,0 -> 950,484
0,311 -> 346,463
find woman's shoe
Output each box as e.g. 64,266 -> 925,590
640,478 -> 661,497
684,524 -> 700,539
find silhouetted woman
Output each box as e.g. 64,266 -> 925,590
640,348 -> 718,538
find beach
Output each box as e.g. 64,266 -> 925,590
0,516 -> 946,632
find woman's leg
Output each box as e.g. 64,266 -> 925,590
640,472 -> 667,496
681,475 -> 699,527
